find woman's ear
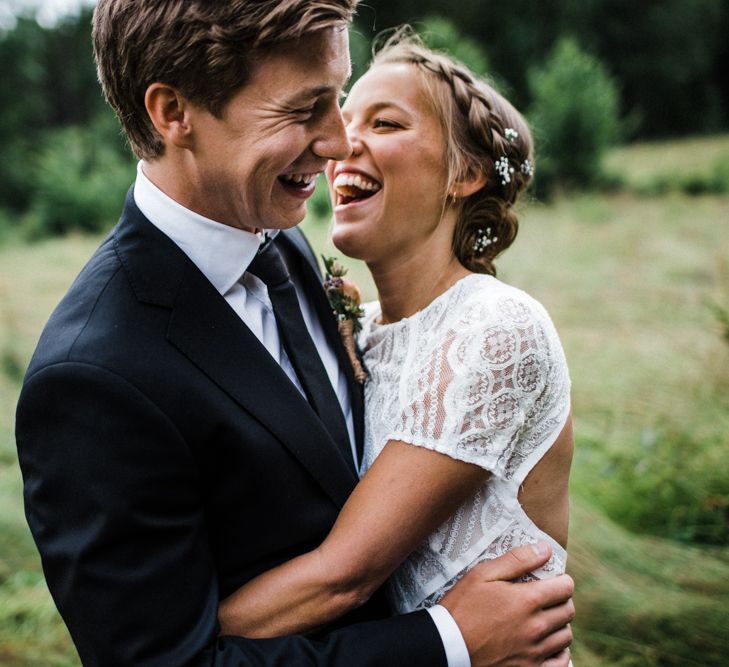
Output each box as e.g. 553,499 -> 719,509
144,83 -> 193,149
451,168 -> 488,198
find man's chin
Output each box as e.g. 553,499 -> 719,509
267,204 -> 310,231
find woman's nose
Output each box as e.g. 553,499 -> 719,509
346,124 -> 363,156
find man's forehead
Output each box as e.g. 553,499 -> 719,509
246,28 -> 351,100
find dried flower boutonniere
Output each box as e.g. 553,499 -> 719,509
322,255 -> 367,383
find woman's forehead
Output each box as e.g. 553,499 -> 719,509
345,62 -> 431,112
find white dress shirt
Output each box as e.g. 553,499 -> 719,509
133,163 -> 470,667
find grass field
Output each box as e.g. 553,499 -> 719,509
1,137 -> 729,665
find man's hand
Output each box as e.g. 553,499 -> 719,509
440,543 -> 574,667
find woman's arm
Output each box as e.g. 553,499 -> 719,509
218,439 -> 489,638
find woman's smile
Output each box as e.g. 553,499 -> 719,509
332,167 -> 383,207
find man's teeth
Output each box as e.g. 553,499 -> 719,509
281,173 -> 316,185
333,173 -> 381,194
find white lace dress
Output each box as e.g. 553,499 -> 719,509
359,273 -> 572,613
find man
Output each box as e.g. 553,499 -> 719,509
15,1 -> 574,665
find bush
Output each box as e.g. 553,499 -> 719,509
629,158 -> 729,197
576,423 -> 729,545
418,15 -> 490,76
528,38 -> 621,195
25,116 -> 135,238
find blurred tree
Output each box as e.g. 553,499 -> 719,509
528,38 -> 621,193
357,0 -> 728,138
417,15 -> 489,77
0,16 -> 49,211
40,8 -> 107,127
0,8 -> 131,235
27,114 -> 134,237
563,0 -> 726,137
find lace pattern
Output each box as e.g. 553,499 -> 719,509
359,274 -> 571,613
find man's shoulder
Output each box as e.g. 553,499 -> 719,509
24,234 -> 126,377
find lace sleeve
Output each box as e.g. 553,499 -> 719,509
387,290 -> 570,478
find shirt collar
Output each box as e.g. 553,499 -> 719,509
133,161 -> 267,295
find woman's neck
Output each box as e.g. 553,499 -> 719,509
369,244 -> 470,324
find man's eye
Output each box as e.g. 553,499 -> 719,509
296,105 -> 316,116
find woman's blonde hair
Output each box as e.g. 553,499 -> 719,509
372,29 -> 534,275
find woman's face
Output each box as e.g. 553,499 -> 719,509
326,63 -> 451,264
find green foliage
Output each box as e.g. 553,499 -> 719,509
569,503 -> 729,666
635,155 -> 729,197
708,255 -> 729,351
418,15 -> 489,76
528,38 -> 621,194
25,116 -> 135,238
579,425 -> 729,545
358,0 -> 729,138
0,9 -> 104,212
604,134 -> 729,196
348,25 -> 373,87
0,16 -> 50,212
709,301 -> 729,346
308,174 -> 333,222
0,8 -> 132,239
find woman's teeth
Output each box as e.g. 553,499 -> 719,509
334,173 -> 381,193
333,173 -> 382,203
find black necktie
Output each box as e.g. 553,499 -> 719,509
248,241 -> 351,452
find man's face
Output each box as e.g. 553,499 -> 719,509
182,26 -> 351,232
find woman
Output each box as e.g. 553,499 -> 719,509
219,33 -> 573,640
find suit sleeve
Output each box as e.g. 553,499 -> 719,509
16,362 -> 447,667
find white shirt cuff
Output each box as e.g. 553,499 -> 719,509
426,604 -> 471,667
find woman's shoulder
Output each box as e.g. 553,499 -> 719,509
454,274 -> 554,332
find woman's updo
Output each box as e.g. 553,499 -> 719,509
371,31 -> 534,276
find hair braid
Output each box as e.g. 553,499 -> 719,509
372,29 -> 534,275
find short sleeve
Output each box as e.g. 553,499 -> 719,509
387,288 -> 571,479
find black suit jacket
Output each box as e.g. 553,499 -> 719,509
15,192 -> 447,666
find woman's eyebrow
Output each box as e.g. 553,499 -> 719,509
346,100 -> 410,117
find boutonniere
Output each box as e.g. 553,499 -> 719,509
322,256 -> 367,383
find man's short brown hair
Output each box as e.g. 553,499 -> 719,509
93,0 -> 358,160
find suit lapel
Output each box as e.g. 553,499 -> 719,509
115,194 -> 358,508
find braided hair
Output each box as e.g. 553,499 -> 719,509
371,30 -> 534,276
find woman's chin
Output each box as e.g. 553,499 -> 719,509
331,224 -> 369,262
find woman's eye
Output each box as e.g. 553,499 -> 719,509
373,118 -> 401,129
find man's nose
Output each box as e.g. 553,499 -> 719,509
312,105 -> 352,161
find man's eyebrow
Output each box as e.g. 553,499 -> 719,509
283,85 -> 338,106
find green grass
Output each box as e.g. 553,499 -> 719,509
0,234 -> 100,666
2,137 -> 729,664
603,134 -> 729,195
604,134 -> 729,182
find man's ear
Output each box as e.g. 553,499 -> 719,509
144,83 -> 194,149
451,168 -> 488,198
